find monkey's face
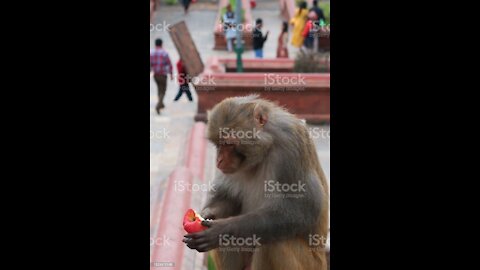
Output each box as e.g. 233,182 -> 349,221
215,142 -> 246,174
207,95 -> 274,173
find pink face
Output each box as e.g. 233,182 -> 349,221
216,143 -> 244,174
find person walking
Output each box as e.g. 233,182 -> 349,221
150,38 -> 173,115
310,0 -> 327,24
276,21 -> 289,58
302,10 -> 319,51
173,58 -> 193,102
289,1 -> 308,48
253,18 -> 269,58
182,0 -> 192,15
223,4 -> 237,52
309,0 -> 327,52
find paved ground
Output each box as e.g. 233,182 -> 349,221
150,0 -> 330,267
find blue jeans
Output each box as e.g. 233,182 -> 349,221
174,83 -> 193,101
254,49 -> 263,58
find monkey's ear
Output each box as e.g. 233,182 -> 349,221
253,103 -> 269,128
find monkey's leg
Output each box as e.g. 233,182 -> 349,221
250,238 -> 327,270
211,249 -> 244,270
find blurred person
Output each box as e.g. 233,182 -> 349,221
223,4 -> 237,52
182,0 -> 192,15
310,0 -> 327,25
302,10 -> 319,51
289,1 -> 308,48
253,18 -> 269,58
310,0 -> 328,52
276,21 -> 289,58
174,58 -> 193,102
150,38 -> 173,115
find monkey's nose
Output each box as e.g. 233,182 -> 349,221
216,158 -> 223,168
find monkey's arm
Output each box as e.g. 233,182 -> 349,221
223,198 -> 319,243
201,193 -> 241,220
185,198 -> 318,252
185,181 -> 323,252
201,181 -> 242,220
223,173 -> 324,244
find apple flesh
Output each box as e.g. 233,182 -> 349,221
183,209 -> 208,233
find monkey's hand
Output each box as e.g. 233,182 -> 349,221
183,219 -> 226,252
200,207 -> 217,220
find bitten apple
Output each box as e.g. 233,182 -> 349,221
183,209 -> 208,233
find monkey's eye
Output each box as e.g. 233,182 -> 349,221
217,143 -> 235,149
217,139 -> 236,147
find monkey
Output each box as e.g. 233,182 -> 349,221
183,95 -> 329,270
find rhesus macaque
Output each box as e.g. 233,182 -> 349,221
183,95 -> 329,270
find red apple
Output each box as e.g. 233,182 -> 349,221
183,209 -> 208,233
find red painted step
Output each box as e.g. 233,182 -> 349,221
151,167 -> 193,269
151,122 -> 209,269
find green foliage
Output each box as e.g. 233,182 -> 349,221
208,253 -> 216,270
318,2 -> 330,24
165,0 -> 178,5
220,0 -> 246,23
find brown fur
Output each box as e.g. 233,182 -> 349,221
202,95 -> 329,270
